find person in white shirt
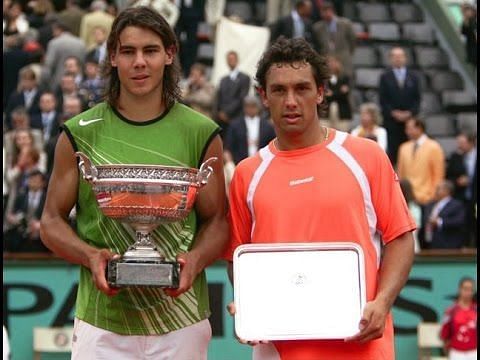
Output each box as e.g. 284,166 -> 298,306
350,102 -> 388,152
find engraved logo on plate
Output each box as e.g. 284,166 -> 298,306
292,273 -> 307,286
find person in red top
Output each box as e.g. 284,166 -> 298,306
440,277 -> 477,360
223,36 -> 416,360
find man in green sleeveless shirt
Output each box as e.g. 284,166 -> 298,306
40,7 -> 229,359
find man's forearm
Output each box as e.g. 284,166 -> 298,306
190,215 -> 229,271
375,232 -> 415,310
40,214 -> 97,268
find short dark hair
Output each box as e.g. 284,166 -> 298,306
51,20 -> 70,32
190,62 -> 207,76
227,50 -> 238,59
408,117 -> 426,132
255,36 -> 330,114
28,169 -> 46,181
458,131 -> 477,145
103,6 -> 181,108
295,0 -> 310,10
321,1 -> 335,11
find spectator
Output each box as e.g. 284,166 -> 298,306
42,20 -> 87,90
3,1 -> 29,36
174,0 -> 205,77
3,34 -> 42,107
424,180 -> 466,249
440,277 -> 477,360
224,95 -> 276,165
397,118 -> 445,248
397,118 -> 445,205
313,1 -> 356,78
63,56 -> 84,86
45,95 -> 83,176
215,50 -> 251,137
460,2 -> 477,68
351,102 -> 387,152
79,58 -> 105,109
79,0 -> 114,50
130,0 -> 179,27
324,55 -> 352,131
5,145 -> 44,218
181,62 -> 215,118
379,47 -> 421,166
4,108 -> 45,155
5,66 -> 43,130
58,0 -> 86,37
36,12 -> 57,52
5,170 -> 49,253
26,0 -> 55,29
54,72 -> 87,114
85,25 -> 107,65
446,132 -> 477,247
270,1 -> 319,50
400,178 -> 422,253
31,92 -> 62,143
266,0 -> 291,25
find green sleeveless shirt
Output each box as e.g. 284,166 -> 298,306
63,102 -> 220,335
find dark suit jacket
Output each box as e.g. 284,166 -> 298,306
446,152 -> 477,202
3,48 -> 42,108
446,152 -> 468,200
225,116 -> 276,164
13,189 -> 47,221
5,90 -> 43,129
325,74 -> 352,120
379,68 -> 421,162
270,14 -> 320,50
30,111 -> 62,141
312,17 -> 356,76
426,198 -> 466,249
215,72 -> 251,121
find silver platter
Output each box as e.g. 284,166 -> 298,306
233,242 -> 366,341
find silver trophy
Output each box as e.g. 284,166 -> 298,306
76,152 -> 216,288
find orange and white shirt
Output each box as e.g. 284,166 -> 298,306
224,129 -> 416,360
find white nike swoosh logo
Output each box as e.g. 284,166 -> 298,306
79,118 -> 104,126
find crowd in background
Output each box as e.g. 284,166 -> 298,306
2,0 -> 477,254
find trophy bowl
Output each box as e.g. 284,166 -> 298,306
76,152 -> 217,288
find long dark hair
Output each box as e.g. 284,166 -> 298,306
102,6 -> 181,108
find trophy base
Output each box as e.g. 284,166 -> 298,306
107,258 -> 180,288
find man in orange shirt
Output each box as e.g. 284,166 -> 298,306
224,37 -> 416,360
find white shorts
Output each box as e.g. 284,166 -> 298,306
449,349 -> 477,360
71,317 -> 211,360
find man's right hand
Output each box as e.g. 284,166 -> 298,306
88,249 -> 120,297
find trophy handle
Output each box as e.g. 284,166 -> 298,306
197,157 -> 217,186
75,152 -> 98,182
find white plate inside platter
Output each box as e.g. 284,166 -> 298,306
233,242 -> 366,341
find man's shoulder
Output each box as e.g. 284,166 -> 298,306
172,102 -> 218,128
234,153 -> 264,178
